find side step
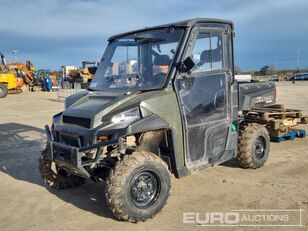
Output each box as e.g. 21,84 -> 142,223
271,129 -> 306,142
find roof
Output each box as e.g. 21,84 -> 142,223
108,18 -> 234,41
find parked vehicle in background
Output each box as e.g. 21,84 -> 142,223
292,72 -> 308,80
0,53 -> 20,97
235,74 -> 252,82
0,52 -> 42,92
80,61 -> 97,83
63,63 -> 98,88
0,73 -> 17,98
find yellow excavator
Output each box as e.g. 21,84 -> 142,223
0,53 -> 38,97
0,53 -> 18,98
6,61 -> 36,84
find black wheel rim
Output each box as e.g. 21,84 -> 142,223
130,170 -> 160,208
255,136 -> 266,159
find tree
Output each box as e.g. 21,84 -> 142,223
259,65 -> 271,76
234,65 -> 242,75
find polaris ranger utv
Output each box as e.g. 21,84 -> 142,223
39,18 -> 276,222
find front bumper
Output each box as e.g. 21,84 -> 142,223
44,125 -> 118,178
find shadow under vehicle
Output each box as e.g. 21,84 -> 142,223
39,18 -> 276,222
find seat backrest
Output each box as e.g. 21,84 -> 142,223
154,55 -> 171,66
200,46 -> 222,64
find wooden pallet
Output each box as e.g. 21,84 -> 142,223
243,104 -> 303,122
271,129 -> 306,142
243,104 -> 308,139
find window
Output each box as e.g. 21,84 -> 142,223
152,42 -> 177,75
191,32 -> 223,72
105,45 -> 138,77
90,28 -> 184,91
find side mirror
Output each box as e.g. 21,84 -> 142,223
180,56 -> 195,73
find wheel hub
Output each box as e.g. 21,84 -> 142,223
130,171 -> 160,208
255,136 -> 266,159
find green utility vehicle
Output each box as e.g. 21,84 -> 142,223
39,18 -> 276,222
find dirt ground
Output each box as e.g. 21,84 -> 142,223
0,82 -> 307,231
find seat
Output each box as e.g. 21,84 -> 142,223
154,55 -> 171,66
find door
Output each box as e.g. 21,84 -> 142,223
176,24 -> 234,167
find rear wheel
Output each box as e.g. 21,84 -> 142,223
39,149 -> 85,189
237,123 -> 270,168
0,83 -> 8,98
105,151 -> 171,222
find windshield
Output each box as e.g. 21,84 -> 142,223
90,28 -> 184,91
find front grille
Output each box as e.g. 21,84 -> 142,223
56,132 -> 92,147
63,116 -> 91,128
61,134 -> 80,147
54,146 -> 73,162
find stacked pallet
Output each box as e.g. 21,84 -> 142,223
242,104 -> 308,142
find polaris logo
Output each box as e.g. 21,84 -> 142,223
255,96 -> 274,104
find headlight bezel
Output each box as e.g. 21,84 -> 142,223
110,107 -> 141,125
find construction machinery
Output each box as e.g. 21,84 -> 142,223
80,61 -> 97,83
63,62 -> 97,87
0,53 -> 37,92
61,65 -> 79,86
5,61 -> 36,87
0,73 -> 18,98
0,53 -> 19,98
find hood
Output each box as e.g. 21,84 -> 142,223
62,90 -> 155,129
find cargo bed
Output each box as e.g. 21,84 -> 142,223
238,81 -> 276,111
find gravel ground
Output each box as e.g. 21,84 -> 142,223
0,81 -> 307,231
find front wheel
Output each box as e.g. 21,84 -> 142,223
237,123 -> 270,168
105,151 -> 171,222
39,149 -> 85,189
0,83 -> 8,98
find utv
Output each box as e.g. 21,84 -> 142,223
39,18 -> 276,222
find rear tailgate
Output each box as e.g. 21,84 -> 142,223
238,81 -> 276,111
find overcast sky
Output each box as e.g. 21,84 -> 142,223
0,0 -> 307,71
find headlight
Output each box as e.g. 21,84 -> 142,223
111,107 -> 140,124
